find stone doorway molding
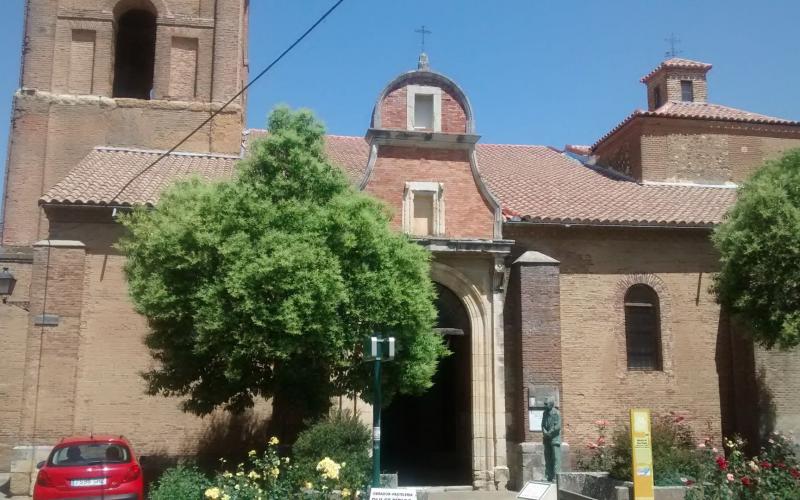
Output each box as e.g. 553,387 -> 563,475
430,261 -> 508,490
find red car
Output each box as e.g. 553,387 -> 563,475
33,435 -> 143,500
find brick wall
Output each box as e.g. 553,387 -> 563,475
2,0 -> 249,247
0,260 -> 32,470
594,117 -> 800,183
364,145 -> 495,239
379,80 -> 468,133
505,224 -> 725,449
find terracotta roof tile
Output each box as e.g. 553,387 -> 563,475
41,147 -> 240,207
476,143 -> 736,227
43,137 -> 737,227
592,101 -> 800,150
640,57 -> 713,83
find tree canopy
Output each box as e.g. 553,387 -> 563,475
712,149 -> 800,350
119,107 -> 448,424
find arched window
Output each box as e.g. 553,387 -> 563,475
113,7 -> 157,99
624,284 -> 662,371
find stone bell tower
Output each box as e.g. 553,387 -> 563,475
1,0 -> 250,246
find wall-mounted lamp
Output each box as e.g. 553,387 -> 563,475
0,266 -> 17,303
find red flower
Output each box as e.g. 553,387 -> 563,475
790,468 -> 800,479
741,476 -> 752,486
596,437 -> 606,446
673,415 -> 685,423
716,455 -> 729,471
776,462 -> 787,470
759,461 -> 772,469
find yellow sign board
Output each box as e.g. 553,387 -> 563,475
630,408 -> 654,500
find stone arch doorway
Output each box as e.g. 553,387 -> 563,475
382,282 -> 473,486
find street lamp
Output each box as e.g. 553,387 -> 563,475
364,334 -> 396,488
0,267 -> 17,303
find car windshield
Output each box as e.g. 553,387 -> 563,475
49,443 -> 131,466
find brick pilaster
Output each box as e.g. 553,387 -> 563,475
18,240 -> 86,445
514,251 -> 563,443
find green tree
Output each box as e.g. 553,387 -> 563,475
119,107 -> 447,436
712,149 -> 800,349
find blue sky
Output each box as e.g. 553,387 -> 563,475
2,0 -> 800,205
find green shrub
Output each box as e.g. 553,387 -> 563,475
292,410 -> 371,492
148,465 -> 210,500
609,412 -> 701,486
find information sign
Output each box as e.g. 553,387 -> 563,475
518,480 -> 555,500
369,487 -> 417,500
630,408 -> 655,500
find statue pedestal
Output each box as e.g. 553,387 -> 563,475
517,442 -> 570,484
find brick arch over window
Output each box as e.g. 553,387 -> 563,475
112,1 -> 158,99
613,274 -> 675,378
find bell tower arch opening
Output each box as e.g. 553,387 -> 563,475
382,282 -> 472,486
112,1 -> 157,99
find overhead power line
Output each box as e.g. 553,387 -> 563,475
112,0 -> 347,202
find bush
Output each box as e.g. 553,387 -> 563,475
686,432 -> 800,499
292,410 -> 371,492
578,412 -> 703,486
149,465 -> 210,500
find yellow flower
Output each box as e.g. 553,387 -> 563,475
269,436 -> 280,446
248,449 -> 257,457
316,457 -> 341,480
236,471 -> 244,477
205,487 -> 221,499
248,470 -> 261,480
222,495 -> 230,500
270,467 -> 280,478
304,481 -> 313,490
342,487 -> 352,497
222,471 -> 232,478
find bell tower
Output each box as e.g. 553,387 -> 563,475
1,0 -> 250,246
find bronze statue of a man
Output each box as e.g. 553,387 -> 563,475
541,397 -> 561,482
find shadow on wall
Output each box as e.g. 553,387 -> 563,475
755,366 -> 777,444
191,411 -> 275,473
716,311 -> 778,455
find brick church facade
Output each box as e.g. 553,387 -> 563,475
2,0 -> 800,494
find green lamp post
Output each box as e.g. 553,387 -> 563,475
364,334 -> 395,488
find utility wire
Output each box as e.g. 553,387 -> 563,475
112,0 -> 347,202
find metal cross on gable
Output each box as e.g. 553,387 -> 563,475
415,25 -> 432,52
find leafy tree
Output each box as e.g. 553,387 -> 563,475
712,149 -> 800,349
119,107 -> 447,436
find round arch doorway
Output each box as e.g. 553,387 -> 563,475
382,283 -> 472,486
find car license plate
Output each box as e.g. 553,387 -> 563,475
70,477 -> 107,487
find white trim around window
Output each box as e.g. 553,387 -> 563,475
406,85 -> 442,132
403,181 -> 445,236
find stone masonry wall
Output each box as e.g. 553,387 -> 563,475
364,145 -> 495,239
504,224 -> 725,450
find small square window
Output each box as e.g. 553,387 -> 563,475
414,94 -> 434,130
681,80 -> 694,102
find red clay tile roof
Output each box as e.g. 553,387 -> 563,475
592,101 -> 800,150
477,144 -> 737,227
640,57 -> 712,83
43,135 -> 738,227
41,147 -> 240,207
